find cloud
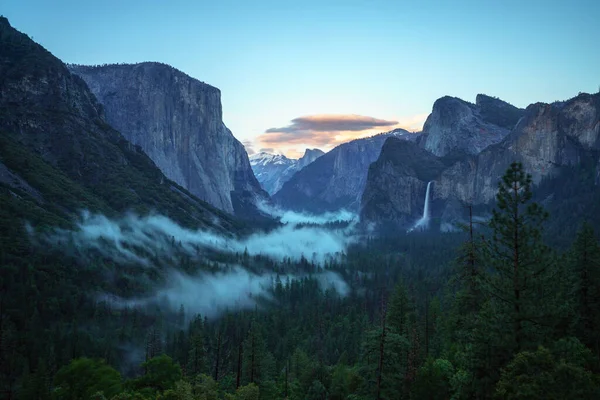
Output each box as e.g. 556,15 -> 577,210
266,115 -> 399,134
28,207 -> 356,318
256,113 -> 428,157
259,147 -> 275,153
30,211 -> 354,266
101,268 -> 349,318
257,200 -> 357,226
242,140 -> 255,155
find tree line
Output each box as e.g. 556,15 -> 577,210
1,162 -> 599,399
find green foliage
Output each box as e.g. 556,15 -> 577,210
192,374 -> 219,400
411,358 -> 454,400
233,383 -> 259,400
305,380 -> 328,400
494,338 -> 600,399
0,149 -> 598,400
131,355 -> 182,393
568,222 -> 600,357
52,358 -> 122,399
480,162 -> 563,351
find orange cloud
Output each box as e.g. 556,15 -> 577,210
254,113 -> 427,158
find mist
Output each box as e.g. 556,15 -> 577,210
101,268 -> 349,319
256,200 -> 357,225
28,207 -> 357,317
31,210 -> 356,266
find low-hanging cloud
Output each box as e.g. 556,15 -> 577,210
28,207 -> 357,318
101,268 -> 349,318
257,200 -> 357,226
30,211 -> 354,266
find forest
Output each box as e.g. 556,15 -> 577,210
1,162 -> 600,399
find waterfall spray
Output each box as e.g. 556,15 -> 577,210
408,181 -> 433,232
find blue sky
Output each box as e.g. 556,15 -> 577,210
4,0 -> 599,157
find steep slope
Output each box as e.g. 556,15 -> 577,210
361,92 -> 600,233
297,148 -> 325,169
361,138 -> 448,228
250,148 -> 324,195
418,94 -> 525,156
69,62 -> 269,217
273,129 -> 420,212
0,17 -> 241,237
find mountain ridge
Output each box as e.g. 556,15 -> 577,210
361,92 -> 600,233
69,62 -> 269,217
0,16 -> 243,236
250,148 -> 324,194
418,94 -> 525,156
273,129 -> 420,212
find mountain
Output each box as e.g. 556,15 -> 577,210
418,94 -> 525,157
361,92 -> 600,236
69,62 -> 269,217
250,148 -> 324,195
0,16 -> 243,247
297,148 -> 325,169
273,129 -> 420,212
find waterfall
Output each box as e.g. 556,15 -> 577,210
422,181 -> 432,221
408,181 -> 433,232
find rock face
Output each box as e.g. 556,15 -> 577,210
361,139 -> 447,228
361,92 -> 600,231
273,129 -> 420,212
250,148 -> 324,195
0,17 -> 238,232
297,148 -> 325,169
418,94 -> 524,157
69,63 -> 269,216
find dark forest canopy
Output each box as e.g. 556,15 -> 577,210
1,163 -> 600,399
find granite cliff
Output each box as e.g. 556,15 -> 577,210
361,92 -> 600,232
418,94 -> 525,157
0,17 -> 240,233
69,63 -> 269,217
274,129 -> 420,212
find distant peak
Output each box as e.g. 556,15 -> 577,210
0,16 -> 10,28
302,148 -> 324,157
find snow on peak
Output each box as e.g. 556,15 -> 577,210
250,152 -> 293,167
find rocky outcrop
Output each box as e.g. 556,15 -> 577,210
361,93 -> 600,231
418,95 -> 524,157
69,63 -> 269,216
250,148 -> 324,195
0,17 -> 238,232
297,148 -> 324,169
274,129 -> 420,212
361,139 -> 446,228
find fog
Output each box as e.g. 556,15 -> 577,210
256,200 -> 357,225
29,207 -> 357,317
100,268 -> 349,319
31,210 -> 356,266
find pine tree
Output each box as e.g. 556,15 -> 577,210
569,222 -> 600,358
480,162 -> 561,352
242,321 -> 266,385
471,162 -> 565,397
188,331 -> 205,377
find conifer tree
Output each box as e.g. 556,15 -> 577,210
480,162 -> 561,352
569,222 -> 600,357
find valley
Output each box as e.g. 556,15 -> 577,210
1,8 -> 600,400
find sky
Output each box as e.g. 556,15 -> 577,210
3,0 -> 599,158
